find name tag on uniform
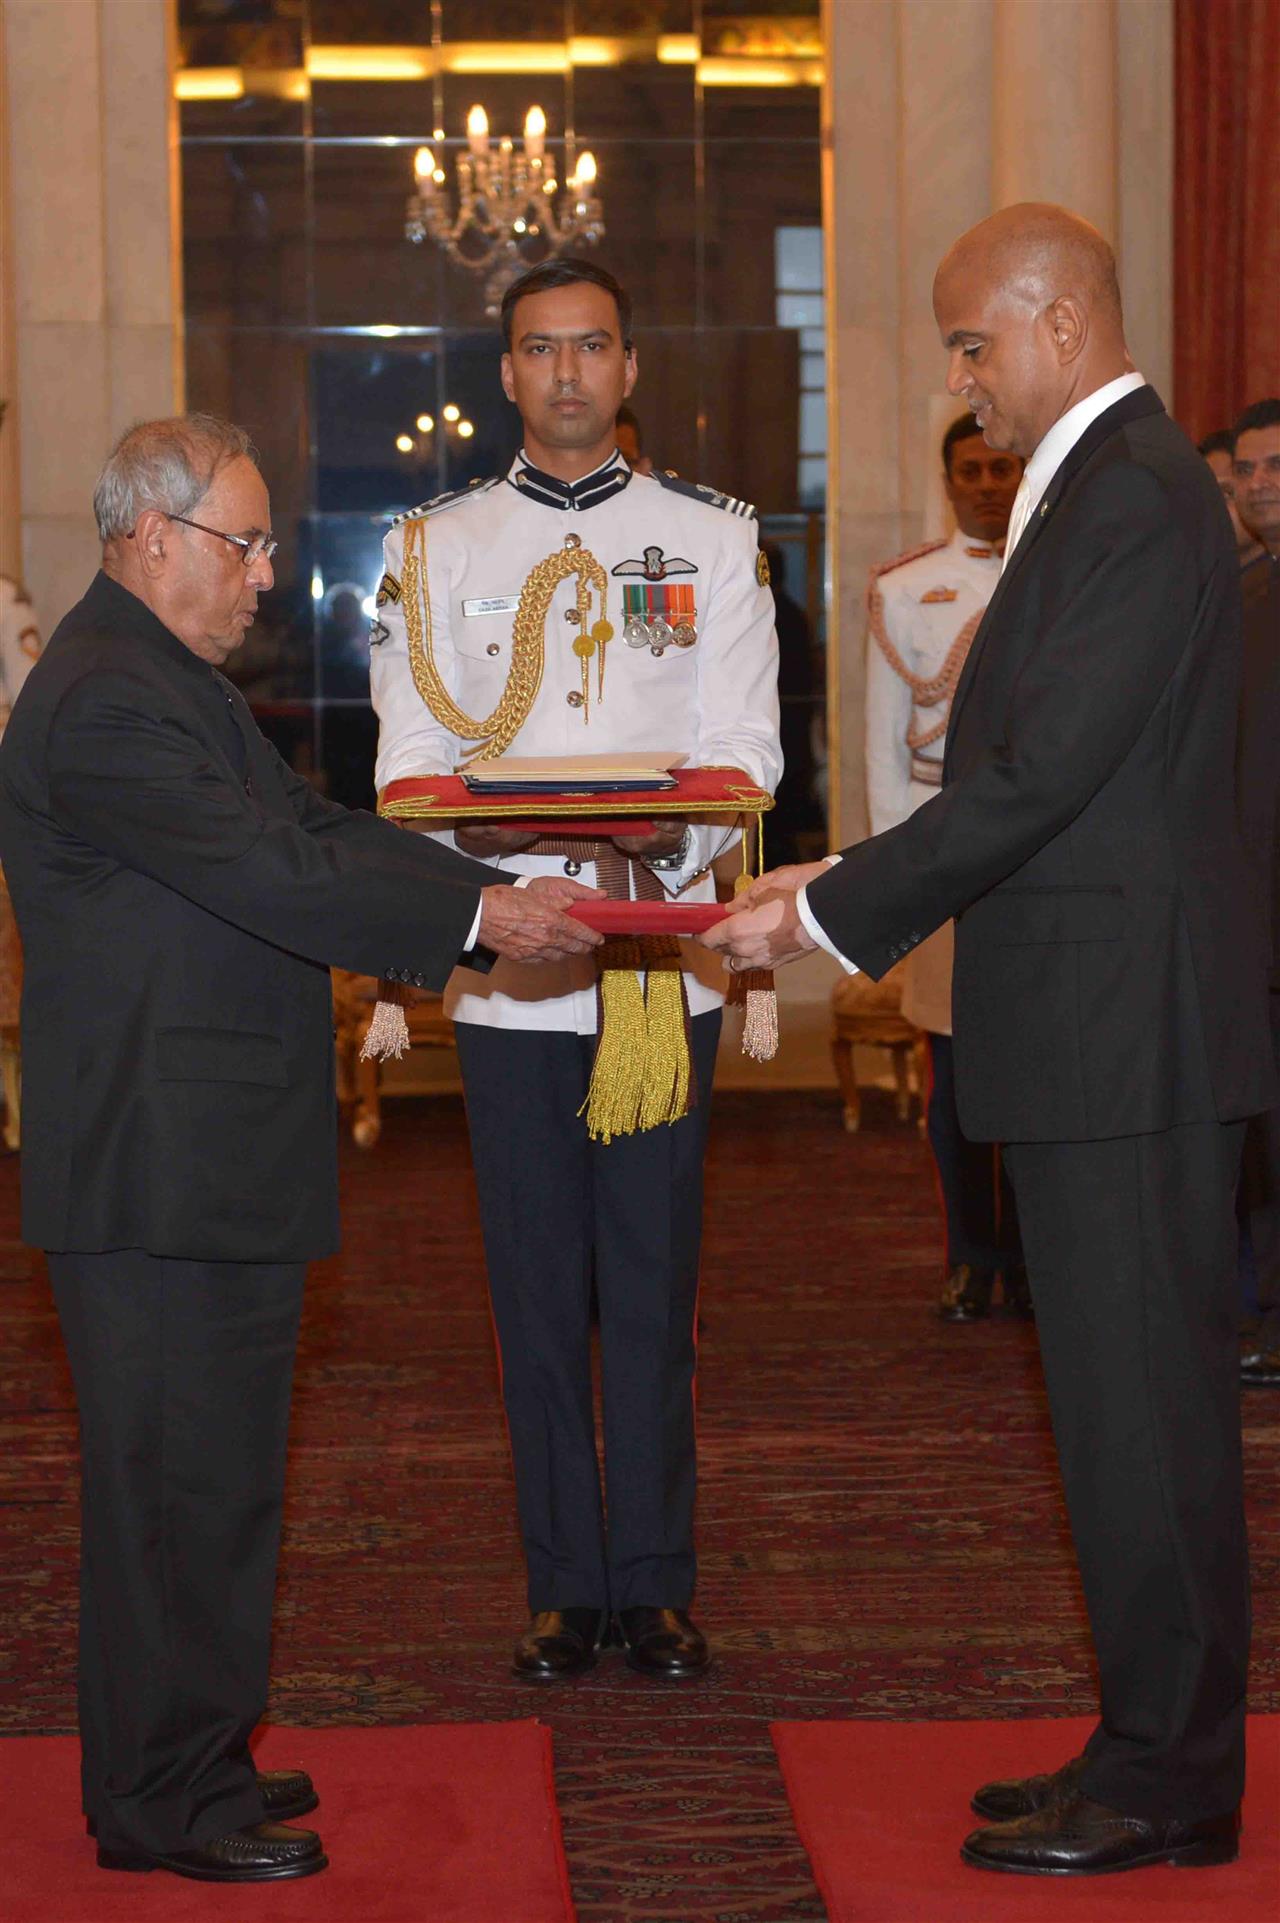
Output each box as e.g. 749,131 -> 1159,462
462,595 -> 520,617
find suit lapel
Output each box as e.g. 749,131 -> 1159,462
943,386 -> 1165,771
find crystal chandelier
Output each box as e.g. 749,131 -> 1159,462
404,105 -> 604,316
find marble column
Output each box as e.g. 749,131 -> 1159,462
0,4 -> 21,583
824,0 -> 1173,849
0,0 -> 182,634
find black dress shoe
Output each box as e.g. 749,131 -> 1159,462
1000,1264 -> 1035,1318
961,1790 -> 1240,1876
616,1606 -> 710,1679
937,1265 -> 995,1321
1241,1344 -> 1280,1385
512,1607 -> 606,1681
971,1754 -> 1084,1820
87,1764 -> 317,1837
97,1821 -> 327,1882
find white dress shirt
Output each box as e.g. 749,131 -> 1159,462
799,370 -> 1147,970
1001,371 -> 1146,571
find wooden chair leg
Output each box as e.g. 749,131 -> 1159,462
353,1044 -> 382,1149
0,1043 -> 19,1152
831,1034 -> 861,1132
892,1043 -> 912,1121
914,1035 -> 931,1133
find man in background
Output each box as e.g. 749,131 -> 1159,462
614,403 -> 654,475
864,414 -> 1027,1319
1232,398 -> 1280,1386
1199,428 -> 1265,567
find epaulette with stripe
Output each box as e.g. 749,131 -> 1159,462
390,475 -> 500,529
653,469 -> 757,520
870,537 -> 948,583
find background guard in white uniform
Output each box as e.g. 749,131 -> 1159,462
864,414 -> 1028,1321
371,260 -> 780,1683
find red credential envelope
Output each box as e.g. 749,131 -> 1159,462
566,901 -> 730,935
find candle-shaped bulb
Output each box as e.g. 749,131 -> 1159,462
524,104 -> 546,161
575,150 -> 597,189
466,104 -> 489,155
414,146 -> 435,191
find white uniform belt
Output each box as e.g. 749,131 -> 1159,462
911,754 -> 943,787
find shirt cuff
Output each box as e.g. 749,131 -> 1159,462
796,856 -> 860,975
462,872 -> 531,954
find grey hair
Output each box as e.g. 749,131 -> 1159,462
93,413 -> 257,542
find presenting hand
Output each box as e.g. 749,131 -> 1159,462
699,862 -> 828,971
613,817 -> 687,860
729,860 -> 832,908
454,823 -> 542,857
476,877 -> 604,964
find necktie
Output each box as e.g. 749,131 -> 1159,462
1001,476 -> 1033,573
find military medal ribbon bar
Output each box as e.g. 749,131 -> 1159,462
622,583 -> 697,654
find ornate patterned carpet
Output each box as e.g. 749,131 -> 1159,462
1,1090 -> 1277,1922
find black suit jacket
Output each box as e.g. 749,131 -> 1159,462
0,572 -> 505,1260
808,387 -> 1273,1143
1236,551 -> 1280,991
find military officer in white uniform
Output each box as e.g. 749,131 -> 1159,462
865,414 -> 1028,1321
371,260 -> 780,1682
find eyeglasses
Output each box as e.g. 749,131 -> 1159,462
128,514 -> 277,565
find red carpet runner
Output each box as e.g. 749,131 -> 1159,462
772,1711 -> 1279,1921
1,1720 -> 575,1923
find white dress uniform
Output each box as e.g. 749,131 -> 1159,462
369,446 -> 781,1622
371,448 -> 781,1030
864,528 -> 1022,1294
864,529 -> 1001,1038
864,529 -> 1002,839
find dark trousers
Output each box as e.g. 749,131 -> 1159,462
48,1250 -> 305,1854
1003,1120 -> 1249,1822
927,1034 -> 1022,1272
455,1011 -> 720,1613
1239,990 -> 1280,1340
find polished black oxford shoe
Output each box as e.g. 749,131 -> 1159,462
961,1790 -> 1240,1876
1241,1343 -> 1280,1386
87,1764 -> 317,1837
512,1606 -> 607,1681
616,1606 -> 710,1679
937,1265 -> 996,1321
970,1754 -> 1084,1821
97,1821 -> 327,1882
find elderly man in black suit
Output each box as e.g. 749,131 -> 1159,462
0,414 -> 600,1885
705,205 -> 1270,1877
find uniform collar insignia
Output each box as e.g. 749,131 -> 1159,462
507,448 -> 632,512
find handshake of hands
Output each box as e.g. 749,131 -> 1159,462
698,861 -> 833,971
470,809 -> 834,971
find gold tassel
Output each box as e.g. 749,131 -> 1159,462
360,980 -> 411,1063
581,939 -> 693,1142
